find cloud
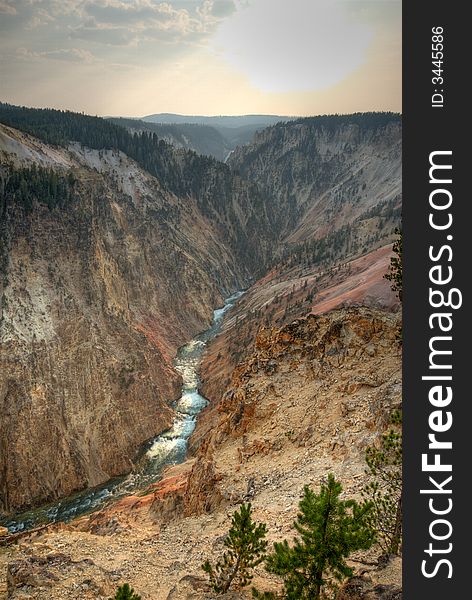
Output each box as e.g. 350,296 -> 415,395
62,1 -> 231,46
199,0 -> 237,18
17,47 -> 98,63
0,1 -> 16,15
70,23 -> 137,46
0,1 -> 235,55
26,8 -> 56,30
212,0 -> 374,93
1,1 -> 229,41
15,48 -> 47,60
84,1 -> 179,25
46,48 -> 98,63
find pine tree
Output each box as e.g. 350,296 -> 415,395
109,583 -> 141,600
202,503 -> 268,593
384,228 -> 402,301
362,410 -> 402,555
254,475 -> 375,599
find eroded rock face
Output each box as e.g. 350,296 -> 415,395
7,553 -> 115,599
337,577 -> 402,600
183,459 -> 223,517
0,126 -> 253,514
186,307 -> 402,516
228,116 -> 402,244
197,245 -> 400,432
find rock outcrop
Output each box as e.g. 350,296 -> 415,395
229,114 -> 402,247
198,244 -> 400,421
187,307 -> 402,516
7,553 -> 116,599
336,556 -> 402,599
0,124 -> 255,513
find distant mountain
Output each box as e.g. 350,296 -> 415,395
140,113 -> 296,160
107,117 -> 231,161
141,113 -> 293,128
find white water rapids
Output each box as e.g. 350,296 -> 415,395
1,291 -> 243,533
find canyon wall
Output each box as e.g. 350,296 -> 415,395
0,124 -> 254,513
229,113 -> 402,249
0,111 -> 401,515
186,307 -> 402,519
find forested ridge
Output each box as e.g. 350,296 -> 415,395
107,117 -> 228,160
278,111 -> 401,131
0,103 -> 230,199
0,165 -> 76,213
0,103 -> 400,274
0,102 -> 275,273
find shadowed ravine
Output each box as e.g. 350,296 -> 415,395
0,291 -> 244,533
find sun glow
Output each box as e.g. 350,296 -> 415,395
212,0 -> 373,93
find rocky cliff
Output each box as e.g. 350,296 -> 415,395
229,113 -> 401,254
0,123 -> 256,513
197,244 -> 400,426
0,109 -> 401,518
198,113 -> 402,417
186,307 -> 401,515
0,306 -> 402,599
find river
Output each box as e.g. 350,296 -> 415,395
1,291 -> 243,533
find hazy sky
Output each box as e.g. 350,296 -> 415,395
0,0 -> 401,117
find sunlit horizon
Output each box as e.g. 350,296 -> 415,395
0,1 -> 401,116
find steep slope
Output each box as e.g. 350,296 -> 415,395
197,245 -> 400,415
0,107 -> 401,520
186,307 -> 401,518
141,113 -> 296,160
229,113 -> 401,251
0,307 -> 402,600
0,103 -> 276,274
0,123 -> 264,514
107,118 -> 231,162
197,115 -> 402,393
195,113 -> 402,416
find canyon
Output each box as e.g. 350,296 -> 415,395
0,106 -> 402,598
0,305 -> 402,599
0,122 -> 247,514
